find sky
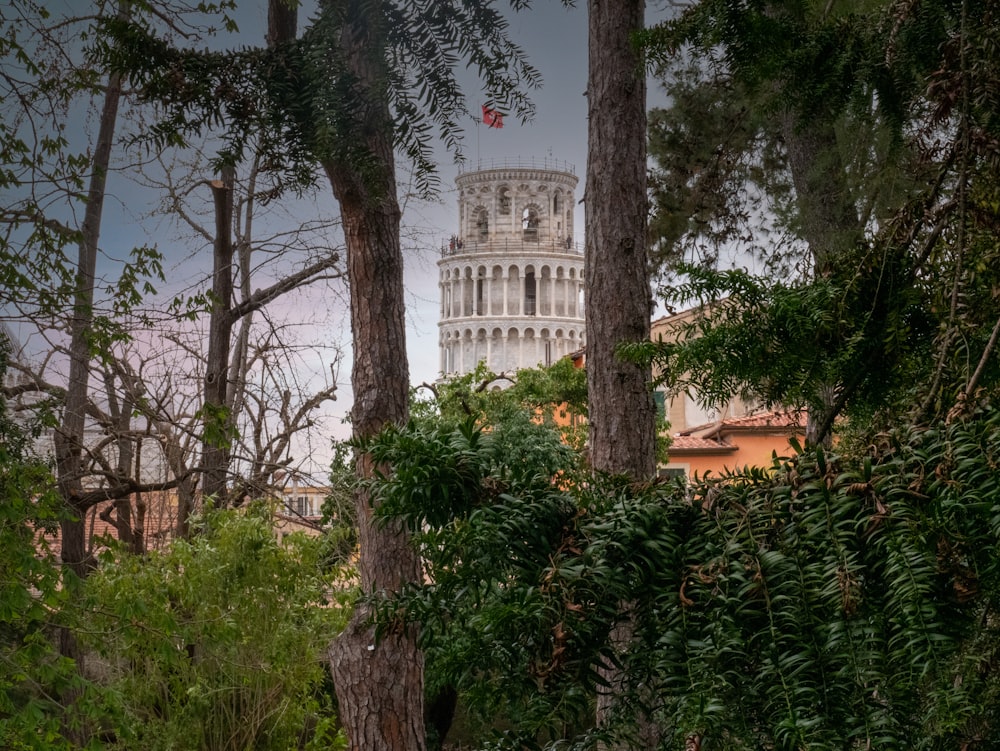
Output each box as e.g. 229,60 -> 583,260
400,3 -> 674,386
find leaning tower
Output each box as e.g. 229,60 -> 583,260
438,158 -> 585,377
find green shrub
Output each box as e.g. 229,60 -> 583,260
82,503 -> 350,750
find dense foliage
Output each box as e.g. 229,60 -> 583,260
412,360 -> 588,460
368,398 -> 1000,750
642,0 -> 1000,442
2,342 -> 352,750
99,0 -> 543,198
0,353 -> 95,750
80,504 -> 350,750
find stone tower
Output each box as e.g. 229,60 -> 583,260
438,157 -> 585,376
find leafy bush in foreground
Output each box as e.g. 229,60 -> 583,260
372,404 -> 1000,750
82,504 -> 350,751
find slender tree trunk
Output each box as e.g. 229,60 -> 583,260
585,0 -> 656,479
226,161 -> 258,451
53,9 -> 126,693
201,165 -> 235,503
100,374 -> 137,551
48,9 -> 127,745
586,2 -> 657,746
56,11 -> 125,576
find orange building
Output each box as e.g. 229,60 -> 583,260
662,410 -> 806,481
651,308 -> 806,481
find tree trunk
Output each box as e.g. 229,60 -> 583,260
56,6 -> 125,569
781,115 -> 863,446
323,154 -> 425,749
313,7 -> 426,750
585,0 -> 656,480
47,9 -> 127,744
586,1 -> 657,745
53,8 -> 126,694
201,165 -> 236,503
781,115 -> 862,275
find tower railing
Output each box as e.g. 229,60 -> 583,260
457,156 -> 576,175
441,236 -> 584,257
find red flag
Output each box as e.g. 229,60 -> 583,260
482,104 -> 504,129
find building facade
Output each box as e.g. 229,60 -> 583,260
438,158 -> 586,376
650,309 -> 805,480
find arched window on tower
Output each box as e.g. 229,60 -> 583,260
525,270 -> 536,315
475,207 -> 489,240
522,207 -> 539,241
499,187 -> 511,215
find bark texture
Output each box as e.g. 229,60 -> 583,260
47,9 -> 127,741
585,0 -> 656,479
54,9 -> 126,687
781,116 -> 862,275
323,154 -> 426,750
586,0 -> 658,745
314,7 -> 426,750
55,23 -> 124,584
201,165 -> 236,504
780,116 -> 863,446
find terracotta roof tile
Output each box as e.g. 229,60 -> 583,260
669,435 -> 738,453
680,410 -> 806,438
716,410 -> 805,429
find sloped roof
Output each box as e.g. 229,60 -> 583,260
680,410 -> 806,440
668,435 -> 738,454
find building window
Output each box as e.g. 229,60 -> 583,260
287,495 -> 311,516
658,466 -> 689,485
522,207 -> 539,240
653,390 -> 667,420
524,272 -> 536,316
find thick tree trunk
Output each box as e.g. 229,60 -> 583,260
323,157 -> 425,749
586,2 -> 657,746
317,8 -> 425,750
781,115 -> 862,275
585,0 -> 656,480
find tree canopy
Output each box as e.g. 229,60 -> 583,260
371,393 -> 1000,750
641,0 -> 1000,443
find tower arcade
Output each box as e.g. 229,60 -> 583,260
438,158 -> 585,376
